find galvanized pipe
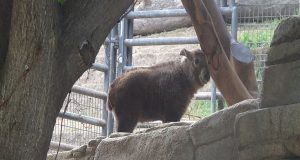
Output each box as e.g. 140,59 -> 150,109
107,26 -> 118,136
58,111 -> 106,127
91,63 -> 109,72
101,29 -> 114,136
126,8 -> 232,19
210,82 -> 217,113
124,37 -> 199,46
231,6 -> 238,40
71,85 -> 107,100
194,91 -> 223,100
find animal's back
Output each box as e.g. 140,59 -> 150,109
108,62 -> 194,120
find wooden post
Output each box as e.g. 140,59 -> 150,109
181,0 -> 254,105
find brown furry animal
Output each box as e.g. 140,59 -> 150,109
107,48 -> 210,132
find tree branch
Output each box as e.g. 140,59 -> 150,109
181,0 -> 253,105
60,0 -> 133,80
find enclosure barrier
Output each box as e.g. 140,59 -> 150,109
111,2 -> 237,135
124,37 -> 199,46
71,85 -> 107,100
57,111 -> 106,127
125,8 -> 232,19
91,63 -> 109,72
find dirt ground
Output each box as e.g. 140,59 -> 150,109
75,26 -> 211,92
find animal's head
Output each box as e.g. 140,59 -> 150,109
180,48 -> 210,85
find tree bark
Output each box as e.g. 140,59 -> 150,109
0,0 -> 133,160
181,0 -> 256,105
0,0 -> 12,69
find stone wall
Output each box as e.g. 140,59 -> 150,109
94,99 -> 259,160
235,16 -> 300,160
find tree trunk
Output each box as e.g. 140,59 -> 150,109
0,0 -> 133,160
181,0 -> 257,105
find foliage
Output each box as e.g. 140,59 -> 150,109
238,19 -> 281,49
57,0 -> 65,5
255,67 -> 264,81
238,19 -> 281,83
186,100 -> 211,119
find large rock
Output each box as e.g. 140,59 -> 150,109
261,17 -> 300,108
235,103 -> 300,160
189,99 -> 259,160
94,99 -> 259,160
95,122 -> 194,160
189,99 -> 259,146
47,137 -> 106,160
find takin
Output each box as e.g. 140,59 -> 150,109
107,48 -> 210,133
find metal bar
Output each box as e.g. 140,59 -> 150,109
91,63 -> 109,72
231,6 -> 238,40
71,85 -> 107,100
107,26 -> 118,136
126,8 -> 232,19
210,82 -> 217,113
124,37 -> 199,46
101,29 -> 113,136
123,18 -> 129,67
50,141 -> 78,151
127,18 -> 134,65
194,91 -> 223,100
104,37 -> 118,44
117,20 -> 125,74
58,111 -> 106,127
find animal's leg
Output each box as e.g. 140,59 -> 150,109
116,115 -> 138,133
163,111 -> 182,123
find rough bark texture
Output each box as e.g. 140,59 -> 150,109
181,0 -> 255,105
0,0 -> 12,69
0,0 -> 132,160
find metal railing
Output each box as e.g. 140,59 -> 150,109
108,0 -> 237,135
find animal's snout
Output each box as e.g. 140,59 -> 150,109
201,69 -> 210,83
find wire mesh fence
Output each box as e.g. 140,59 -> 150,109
48,92 -> 103,154
237,3 -> 300,89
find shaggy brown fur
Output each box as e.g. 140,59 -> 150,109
107,49 -> 210,132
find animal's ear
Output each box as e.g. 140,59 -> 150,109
180,48 -> 193,60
